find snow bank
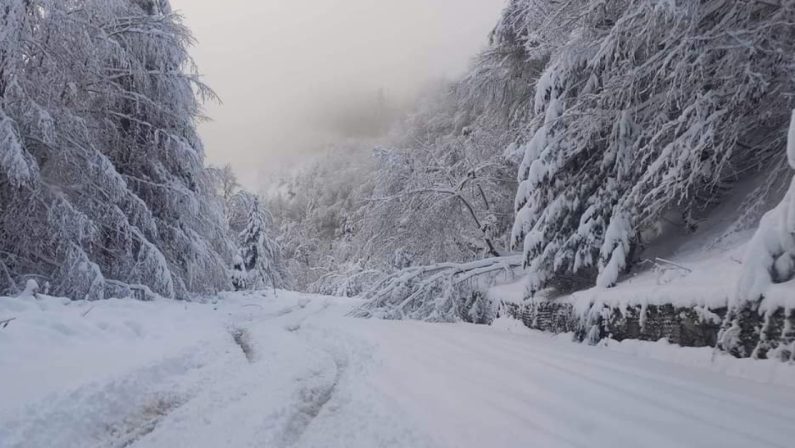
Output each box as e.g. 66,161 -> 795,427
735,110 -> 795,308
0,294 -> 233,411
789,109 -> 795,168
490,314 -> 533,335
598,338 -> 795,389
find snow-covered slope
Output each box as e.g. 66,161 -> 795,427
1,291 -> 794,448
491,237 -> 751,321
491,165 -> 791,313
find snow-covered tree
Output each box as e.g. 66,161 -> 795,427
267,143 -> 379,293
737,110 -> 795,304
231,255 -> 247,292
207,164 -> 242,207
511,0 -> 795,295
720,110 -> 795,359
0,0 -> 236,299
732,111 -> 795,328
233,193 -> 287,290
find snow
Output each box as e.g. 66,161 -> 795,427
0,111 -> 37,188
596,337 -> 795,388
491,237 -> 746,313
488,276 -> 531,305
736,111 -> 795,307
2,291 -> 795,448
788,109 -> 795,169
596,213 -> 631,288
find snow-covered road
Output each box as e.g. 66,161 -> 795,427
1,291 -> 794,448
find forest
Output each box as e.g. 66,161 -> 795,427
267,0 -> 795,324
1,0 -> 794,325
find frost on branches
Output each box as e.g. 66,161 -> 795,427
0,0 -> 237,299
511,0 -> 795,295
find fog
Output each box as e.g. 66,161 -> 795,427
170,0 -> 507,188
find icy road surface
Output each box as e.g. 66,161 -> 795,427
1,291 -> 794,448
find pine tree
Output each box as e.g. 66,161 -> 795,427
237,194 -> 286,290
231,255 -> 247,292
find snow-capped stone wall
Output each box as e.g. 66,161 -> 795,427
501,299 -> 794,362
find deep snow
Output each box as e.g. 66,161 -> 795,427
1,291 -> 794,448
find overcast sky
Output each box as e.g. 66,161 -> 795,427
170,0 -> 507,189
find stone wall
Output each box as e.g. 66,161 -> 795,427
500,299 -> 795,361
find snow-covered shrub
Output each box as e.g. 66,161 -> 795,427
467,291 -> 498,325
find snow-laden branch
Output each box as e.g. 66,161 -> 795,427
369,184 -> 502,258
353,254 -> 523,322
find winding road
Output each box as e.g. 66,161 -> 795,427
1,292 -> 794,448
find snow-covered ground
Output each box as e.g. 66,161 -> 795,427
1,291 -> 794,448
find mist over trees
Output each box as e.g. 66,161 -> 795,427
270,0 -> 795,320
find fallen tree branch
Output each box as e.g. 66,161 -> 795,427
81,306 -> 95,318
352,255 -> 523,322
1,317 -> 16,329
654,257 -> 693,273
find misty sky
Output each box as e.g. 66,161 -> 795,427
170,0 -> 507,189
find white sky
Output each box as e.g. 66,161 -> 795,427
170,0 -> 507,189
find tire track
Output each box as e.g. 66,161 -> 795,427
277,349 -> 348,447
